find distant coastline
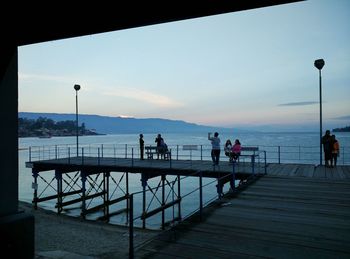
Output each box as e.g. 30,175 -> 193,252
18,117 -> 104,138
333,126 -> 350,132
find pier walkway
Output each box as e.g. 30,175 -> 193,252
136,164 -> 350,258
25,154 -> 350,258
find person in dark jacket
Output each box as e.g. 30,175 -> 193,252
139,134 -> 144,160
321,130 -> 333,167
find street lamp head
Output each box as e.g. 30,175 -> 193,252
314,59 -> 325,70
74,84 -> 81,91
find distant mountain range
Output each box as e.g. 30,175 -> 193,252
19,112 -> 234,134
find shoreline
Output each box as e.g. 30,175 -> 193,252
18,201 -> 160,258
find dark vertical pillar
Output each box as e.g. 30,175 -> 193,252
141,173 -> 147,229
0,45 -> 34,258
104,172 -> 110,220
81,171 -> 87,219
55,170 -> 63,214
32,169 -> 39,209
199,171 -> 203,221
230,161 -> 236,191
177,174 -> 181,220
161,174 -> 165,230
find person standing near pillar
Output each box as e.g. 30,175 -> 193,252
321,130 -> 332,167
139,134 -> 144,160
331,134 -> 340,167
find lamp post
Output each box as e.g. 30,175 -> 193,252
314,59 -> 325,166
74,84 -> 81,156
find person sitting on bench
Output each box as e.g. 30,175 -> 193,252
224,139 -> 233,162
231,139 -> 241,162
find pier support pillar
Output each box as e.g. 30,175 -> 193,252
32,169 -> 39,209
161,174 -> 166,230
141,173 -> 148,229
55,170 -> 63,214
104,172 -> 110,219
177,174 -> 182,220
81,171 -> 87,219
230,161 -> 236,192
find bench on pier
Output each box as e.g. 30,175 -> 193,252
145,146 -> 171,160
228,146 -> 259,162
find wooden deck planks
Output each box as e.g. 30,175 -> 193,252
136,175 -> 350,258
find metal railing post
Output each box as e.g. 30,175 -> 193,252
231,161 -> 235,192
201,145 -> 203,160
199,171 -> 203,221
278,146 -> 281,164
29,147 -> 32,162
162,175 -> 166,230
98,148 -> 100,166
129,194 -> 134,259
169,149 -> 172,168
82,147 -> 84,165
264,151 -> 267,174
131,148 -> 134,167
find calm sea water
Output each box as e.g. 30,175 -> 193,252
19,132 -> 350,228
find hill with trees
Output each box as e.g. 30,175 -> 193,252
18,117 -> 102,137
333,126 -> 350,132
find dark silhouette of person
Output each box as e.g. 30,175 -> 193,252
331,134 -> 340,167
155,134 -> 164,159
208,132 -> 221,165
139,134 -> 144,160
231,139 -> 242,161
224,139 -> 232,161
321,130 -> 333,167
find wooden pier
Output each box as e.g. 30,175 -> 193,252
26,156 -> 350,258
136,164 -> 350,258
26,156 -> 265,230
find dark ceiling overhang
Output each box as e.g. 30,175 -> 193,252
3,0 -> 303,47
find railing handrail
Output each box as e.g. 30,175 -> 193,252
26,143 -> 350,165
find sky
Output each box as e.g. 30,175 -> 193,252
18,0 -> 350,132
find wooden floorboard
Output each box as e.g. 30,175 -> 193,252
27,157 -> 350,258
136,173 -> 350,259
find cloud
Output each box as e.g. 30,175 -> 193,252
278,101 -> 318,106
331,115 -> 350,120
103,88 -> 184,108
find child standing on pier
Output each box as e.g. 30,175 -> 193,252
332,135 -> 340,167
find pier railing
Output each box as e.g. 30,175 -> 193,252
25,143 -> 266,258
26,143 -> 349,165
126,165 -> 259,258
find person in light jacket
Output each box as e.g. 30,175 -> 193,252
208,132 -> 221,165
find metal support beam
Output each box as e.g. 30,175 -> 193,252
81,171 -> 87,219
55,170 -> 63,214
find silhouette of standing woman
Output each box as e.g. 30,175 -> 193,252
139,134 -> 144,160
